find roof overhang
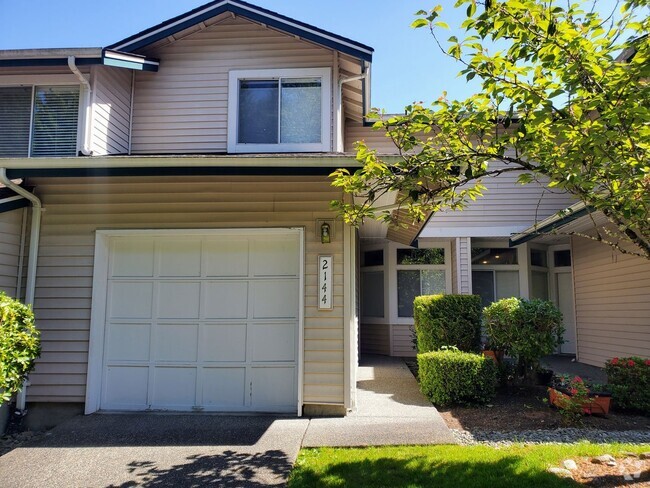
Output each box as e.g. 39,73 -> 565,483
0,48 -> 159,72
0,154 -> 385,178
107,0 -> 373,62
509,202 -> 592,246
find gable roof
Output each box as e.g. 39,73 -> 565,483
107,0 -> 373,62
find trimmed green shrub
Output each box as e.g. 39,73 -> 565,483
605,357 -> 650,414
483,298 -> 564,379
0,293 -> 40,404
413,294 -> 482,353
417,348 -> 497,406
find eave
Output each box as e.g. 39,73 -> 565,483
0,48 -> 159,72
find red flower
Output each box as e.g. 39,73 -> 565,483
645,360 -> 650,366
610,358 -> 619,365
573,376 -> 583,383
628,360 -> 636,367
570,388 -> 578,395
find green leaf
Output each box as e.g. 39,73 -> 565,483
434,21 -> 450,29
411,18 -> 429,29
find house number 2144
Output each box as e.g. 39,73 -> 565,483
318,256 -> 333,310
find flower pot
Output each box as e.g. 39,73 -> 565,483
482,350 -> 503,364
548,387 -> 612,415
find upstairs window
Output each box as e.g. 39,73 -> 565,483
0,85 -> 80,158
228,68 -> 331,153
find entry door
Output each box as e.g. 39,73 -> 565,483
556,272 -> 576,354
98,230 -> 301,413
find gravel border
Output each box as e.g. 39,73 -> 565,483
452,428 -> 650,447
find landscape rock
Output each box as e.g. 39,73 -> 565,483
592,454 -> 616,464
563,459 -> 578,470
548,467 -> 573,478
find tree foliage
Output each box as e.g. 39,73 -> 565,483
332,0 -> 650,258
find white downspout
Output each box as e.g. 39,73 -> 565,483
67,56 -> 93,156
338,71 -> 368,153
0,169 -> 42,413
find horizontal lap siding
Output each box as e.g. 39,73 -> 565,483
344,122 -> 397,154
572,236 -> 650,367
90,67 -> 132,155
391,324 -> 416,357
428,160 -> 577,232
0,209 -> 22,297
28,176 -> 346,405
131,17 -> 334,154
360,323 -> 390,355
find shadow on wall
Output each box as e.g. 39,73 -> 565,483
107,450 -> 291,488
288,456 -> 579,488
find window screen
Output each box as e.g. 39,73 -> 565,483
0,87 -> 32,157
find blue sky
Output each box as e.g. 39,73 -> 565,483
0,0 -> 621,112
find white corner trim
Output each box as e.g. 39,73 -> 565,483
227,67 -> 332,153
296,226 -> 305,416
85,231 -> 110,414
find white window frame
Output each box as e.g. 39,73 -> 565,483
0,76 -> 85,158
529,244 -> 550,300
393,242 -> 452,322
470,243 -> 521,304
227,67 -> 332,153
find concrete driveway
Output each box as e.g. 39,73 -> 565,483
0,414 -> 309,487
0,356 -> 453,487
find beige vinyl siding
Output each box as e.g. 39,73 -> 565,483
391,323 -> 416,357
90,67 -> 132,155
27,175 -> 346,405
0,209 -> 23,297
131,16 -> 335,154
360,322 -> 390,355
426,161 -> 577,235
344,121 -> 397,154
572,236 -> 650,367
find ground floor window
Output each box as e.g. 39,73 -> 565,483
397,247 -> 446,317
471,270 -> 520,308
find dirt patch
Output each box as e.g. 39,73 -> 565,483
438,385 -> 650,432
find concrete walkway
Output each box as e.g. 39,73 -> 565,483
0,355 -> 454,487
541,354 -> 607,383
302,354 -> 456,446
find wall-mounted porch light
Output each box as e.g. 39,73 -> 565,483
320,222 -> 331,244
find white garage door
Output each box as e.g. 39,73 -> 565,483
98,230 -> 301,413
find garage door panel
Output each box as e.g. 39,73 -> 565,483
203,282 -> 248,319
202,323 -> 247,362
251,238 -> 299,277
251,367 -> 296,410
109,282 -> 153,319
158,239 -> 202,277
111,239 -> 154,277
106,323 -> 151,362
104,366 -> 149,408
250,323 -> 296,362
157,282 -> 201,319
252,280 -> 298,319
204,239 -> 249,277
152,367 -> 197,408
153,323 -> 199,362
100,231 -> 300,413
202,367 -> 247,408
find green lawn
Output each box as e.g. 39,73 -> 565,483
288,443 -> 650,488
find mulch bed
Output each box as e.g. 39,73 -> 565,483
403,358 -> 650,432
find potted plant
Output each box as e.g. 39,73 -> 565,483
481,342 -> 504,364
548,374 -> 612,416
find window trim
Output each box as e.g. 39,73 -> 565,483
394,243 -> 451,320
0,80 -> 84,158
360,243 -> 387,323
227,67 -> 332,153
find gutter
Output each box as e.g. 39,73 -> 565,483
67,56 -> 93,156
509,202 -> 590,247
0,169 -> 43,413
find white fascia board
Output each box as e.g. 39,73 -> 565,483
419,225 -> 532,238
